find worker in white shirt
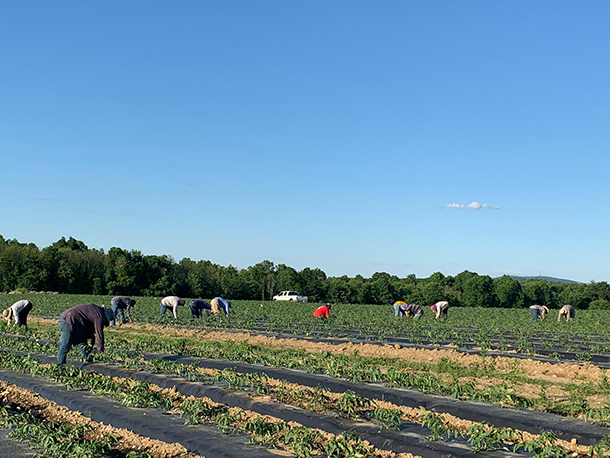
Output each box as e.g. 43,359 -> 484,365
430,301 -> 450,319
160,296 -> 185,319
2,300 -> 33,327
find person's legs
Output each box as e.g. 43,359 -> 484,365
160,302 -> 168,318
57,318 -> 72,366
17,309 -> 29,327
531,309 -> 539,322
117,307 -> 125,324
393,304 -> 400,317
111,299 -> 119,326
188,302 -> 199,318
77,342 -> 91,362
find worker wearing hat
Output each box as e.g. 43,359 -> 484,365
2,299 -> 33,327
430,301 -> 450,319
529,304 -> 549,322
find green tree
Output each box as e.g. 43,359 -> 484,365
494,275 -> 524,308
275,264 -> 300,293
299,267 -> 327,302
589,299 -> 610,310
559,283 -> 590,310
462,275 -> 498,308
246,260 -> 277,301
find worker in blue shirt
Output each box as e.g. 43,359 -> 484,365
189,299 -> 212,318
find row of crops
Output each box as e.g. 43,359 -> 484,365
0,314 -> 610,457
6,293 -> 610,363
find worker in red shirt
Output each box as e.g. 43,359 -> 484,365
313,303 -> 332,319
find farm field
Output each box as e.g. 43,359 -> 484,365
0,294 -> 610,457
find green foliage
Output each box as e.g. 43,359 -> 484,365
336,391 -> 372,419
589,299 -> 610,310
0,234 -> 602,308
0,404 -> 117,458
371,408 -> 403,429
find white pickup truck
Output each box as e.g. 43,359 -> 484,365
272,291 -> 308,302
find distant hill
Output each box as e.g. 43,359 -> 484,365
506,275 -> 580,284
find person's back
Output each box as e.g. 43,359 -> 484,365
57,303 -> 112,366
405,303 -> 423,318
161,296 -> 181,307
112,296 -> 132,308
558,304 -> 574,322
313,304 -> 331,319
529,304 -> 549,322
431,301 -> 449,319
189,299 -> 212,318
61,304 -> 107,345
211,297 -> 231,317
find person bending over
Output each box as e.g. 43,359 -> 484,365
210,297 -> 231,317
313,303 -> 332,319
57,303 -> 114,366
160,296 -> 185,319
110,296 -> 136,326
189,299 -> 212,318
529,304 -> 549,322
558,304 -> 574,322
430,301 -> 449,319
2,299 -> 33,327
394,301 -> 423,319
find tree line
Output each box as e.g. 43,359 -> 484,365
1,235 -> 609,309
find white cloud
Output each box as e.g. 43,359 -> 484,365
445,201 -> 500,210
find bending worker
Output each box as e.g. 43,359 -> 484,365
189,299 -> 212,318
110,296 -> 136,326
57,303 -> 114,366
529,304 -> 549,322
210,297 -> 231,317
394,301 -> 423,319
313,303 -> 331,319
430,301 -> 450,319
2,299 -> 34,327
160,296 -> 185,319
558,304 -> 575,322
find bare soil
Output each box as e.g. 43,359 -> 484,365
0,380 -> 204,458
100,321 -> 607,385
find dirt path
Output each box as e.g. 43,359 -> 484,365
124,321 -> 606,385
31,317 -> 606,385
0,380 -> 204,458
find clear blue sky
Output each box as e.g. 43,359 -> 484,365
1,1 -> 609,283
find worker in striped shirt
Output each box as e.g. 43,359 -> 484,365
394,301 -> 424,319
